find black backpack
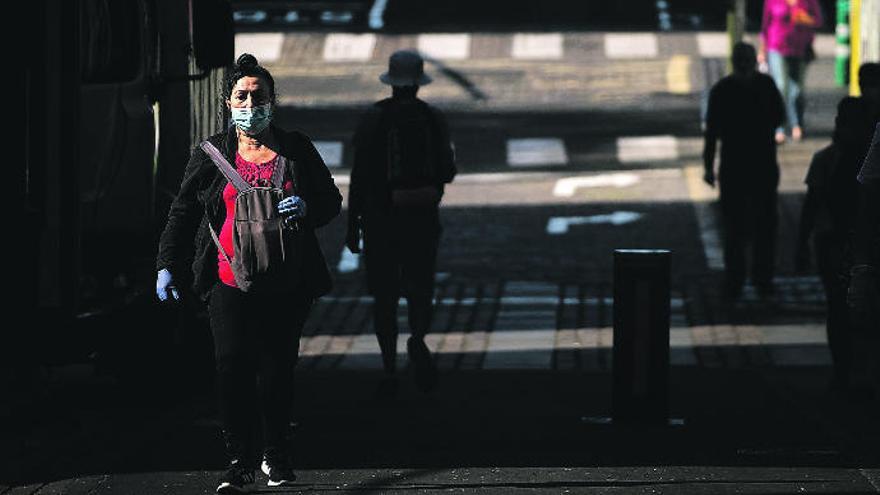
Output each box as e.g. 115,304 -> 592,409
201,141 -> 301,292
383,101 -> 442,197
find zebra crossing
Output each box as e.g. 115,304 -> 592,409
296,277 -> 830,371
312,135 -> 704,170
236,31 -> 840,65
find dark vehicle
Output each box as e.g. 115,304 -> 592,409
20,0 -> 234,386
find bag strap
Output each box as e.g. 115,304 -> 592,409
200,141 -> 252,193
208,222 -> 233,266
270,155 -> 286,190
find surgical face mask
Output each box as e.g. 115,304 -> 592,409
230,104 -> 272,134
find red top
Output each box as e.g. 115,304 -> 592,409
218,153 -> 294,287
760,0 -> 823,57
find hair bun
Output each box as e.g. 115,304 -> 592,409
236,53 -> 259,69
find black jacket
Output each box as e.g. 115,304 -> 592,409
156,124 -> 342,302
705,72 -> 785,186
349,97 -> 456,224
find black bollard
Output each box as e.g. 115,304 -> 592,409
612,249 -> 671,425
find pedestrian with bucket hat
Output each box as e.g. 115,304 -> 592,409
347,50 -> 457,398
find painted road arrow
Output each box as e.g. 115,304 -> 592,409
546,211 -> 644,234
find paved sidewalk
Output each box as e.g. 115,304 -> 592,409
4,368 -> 880,494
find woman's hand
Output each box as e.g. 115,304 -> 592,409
156,268 -> 180,302
278,195 -> 307,220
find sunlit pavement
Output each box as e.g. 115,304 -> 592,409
7,26 -> 880,495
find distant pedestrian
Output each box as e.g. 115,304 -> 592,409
848,123 -> 880,336
703,42 -> 786,299
847,123 -> 880,396
347,50 -> 456,397
759,0 -> 823,143
855,63 -> 880,127
796,98 -> 873,389
156,54 -> 342,493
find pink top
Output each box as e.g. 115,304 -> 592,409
218,153 -> 294,287
761,0 -> 823,57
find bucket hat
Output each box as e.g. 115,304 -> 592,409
380,50 -> 432,86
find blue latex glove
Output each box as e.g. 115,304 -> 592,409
156,268 -> 180,302
278,195 -> 307,220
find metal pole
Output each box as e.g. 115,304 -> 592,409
850,0 -> 862,96
735,0 -> 746,42
836,0 -> 851,87
726,0 -> 746,74
612,249 -> 671,425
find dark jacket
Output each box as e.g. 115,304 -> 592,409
705,72 -> 785,187
156,124 -> 342,302
349,96 -> 456,225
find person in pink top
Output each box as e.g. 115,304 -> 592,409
759,0 -> 823,143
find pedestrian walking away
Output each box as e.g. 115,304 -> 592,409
796,98 -> 874,392
347,50 -> 457,398
759,0 -> 823,143
155,54 -> 342,494
847,122 -> 880,394
854,63 -> 880,126
703,42 -> 786,300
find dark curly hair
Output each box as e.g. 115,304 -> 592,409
222,53 -> 277,106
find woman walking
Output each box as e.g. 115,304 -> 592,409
759,0 -> 823,143
156,54 -> 341,493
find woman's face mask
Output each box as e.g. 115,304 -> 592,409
231,104 -> 272,135
228,76 -> 273,135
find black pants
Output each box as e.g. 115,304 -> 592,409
208,282 -> 312,465
814,234 -> 853,380
719,185 -> 778,291
364,212 -> 440,372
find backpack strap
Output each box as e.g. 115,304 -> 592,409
270,155 -> 286,190
207,222 -> 233,266
200,141 -> 252,193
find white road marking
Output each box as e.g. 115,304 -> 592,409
507,138 -> 568,167
323,33 -> 377,61
616,135 -> 679,163
547,212 -> 644,234
696,32 -> 730,58
368,0 -> 389,30
604,33 -> 658,59
684,166 -> 724,270
812,34 -> 837,58
313,141 -> 343,167
553,173 -> 641,197
417,34 -> 471,60
511,33 -> 564,59
234,33 -> 285,63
